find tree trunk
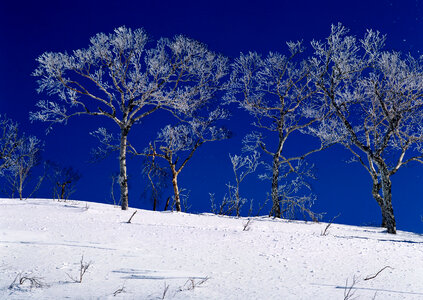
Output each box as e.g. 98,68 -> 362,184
380,206 -> 387,228
153,196 -> 157,211
119,130 -> 129,210
271,154 -> 281,218
235,181 -> 241,217
380,169 -> 396,234
60,183 -> 66,200
18,183 -> 23,200
164,197 -> 170,211
18,170 -> 23,200
371,180 -> 387,228
172,170 -> 181,212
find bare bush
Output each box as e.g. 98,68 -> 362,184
66,256 -> 92,283
178,277 -> 209,292
45,161 -> 81,200
8,272 -> 48,289
342,266 -> 393,299
112,282 -> 126,297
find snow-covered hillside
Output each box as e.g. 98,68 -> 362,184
1,198 -> 423,299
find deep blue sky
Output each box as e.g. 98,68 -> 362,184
1,0 -> 423,232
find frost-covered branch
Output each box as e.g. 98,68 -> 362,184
227,43 -> 331,218
31,26 -> 228,210
3,132 -> 43,200
0,116 -> 21,173
143,107 -> 230,212
311,23 -> 423,234
218,149 -> 262,216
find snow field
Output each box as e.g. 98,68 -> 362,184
1,198 -> 423,299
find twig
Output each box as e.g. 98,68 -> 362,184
112,282 -> 126,296
364,266 -> 393,281
164,197 -> 170,211
127,210 -> 137,223
321,213 -> 340,236
243,218 -> 253,231
178,277 -> 209,292
341,266 -> 392,299
8,272 -> 47,289
66,255 -> 92,283
343,275 -> 358,300
161,282 -> 170,299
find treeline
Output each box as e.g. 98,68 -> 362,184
2,24 -> 423,234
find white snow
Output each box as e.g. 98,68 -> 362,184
1,198 -> 423,299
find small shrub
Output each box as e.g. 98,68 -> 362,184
66,255 -> 92,283
8,272 -> 47,289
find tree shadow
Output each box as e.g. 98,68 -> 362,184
0,240 -> 117,250
333,234 -> 423,244
313,282 -> 423,296
112,268 -> 206,281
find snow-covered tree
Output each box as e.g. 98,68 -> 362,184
0,116 -> 20,173
4,134 -> 43,200
226,150 -> 261,216
143,108 -> 230,212
227,43 -> 332,218
31,26 -> 228,210
311,24 -> 423,234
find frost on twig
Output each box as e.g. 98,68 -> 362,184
227,43 -> 332,218
31,26 -> 228,210
258,158 -> 322,221
143,107 -> 230,212
310,23 -> 423,234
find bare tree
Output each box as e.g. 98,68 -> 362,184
108,172 -> 120,206
143,108 -> 230,212
227,43 -> 332,218
31,26 -> 228,210
4,134 -> 43,200
46,161 -> 81,200
141,154 -> 169,211
310,24 -> 423,234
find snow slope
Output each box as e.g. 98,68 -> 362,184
1,198 -> 423,299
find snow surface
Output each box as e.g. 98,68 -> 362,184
1,198 -> 423,299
